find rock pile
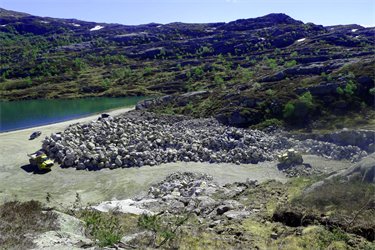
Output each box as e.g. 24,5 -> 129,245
41,113 -> 281,170
147,172 -> 219,199
40,112 -> 368,170
284,137 -> 368,162
133,172 -> 251,219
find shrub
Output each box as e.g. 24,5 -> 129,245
336,87 -> 344,95
138,212 -> 190,248
299,91 -> 313,106
347,71 -> 355,79
370,87 -> 375,96
284,60 -> 297,68
266,89 -> 276,95
290,51 -> 298,57
253,82 -> 261,89
81,209 -> 124,247
214,75 -> 224,83
283,103 -> 295,118
344,81 -> 357,97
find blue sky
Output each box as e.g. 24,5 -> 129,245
1,0 -> 374,27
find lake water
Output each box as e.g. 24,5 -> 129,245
0,97 -> 150,132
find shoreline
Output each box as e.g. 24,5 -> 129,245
0,106 -> 135,135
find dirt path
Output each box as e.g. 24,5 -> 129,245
0,108 -> 355,206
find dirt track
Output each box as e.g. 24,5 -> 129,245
0,107 -> 354,206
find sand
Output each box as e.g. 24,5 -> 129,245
0,107 -> 352,206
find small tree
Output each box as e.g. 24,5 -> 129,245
283,103 -> 295,118
299,91 -> 313,106
344,81 -> 357,97
336,87 -> 344,95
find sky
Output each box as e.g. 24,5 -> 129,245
1,0 -> 374,27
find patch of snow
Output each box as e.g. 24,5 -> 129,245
90,25 -> 104,31
260,37 -> 265,41
351,29 -> 358,32
40,21 -> 49,24
72,23 -> 80,27
157,25 -> 163,28
355,36 -> 360,38
0,24 -> 6,27
360,24 -> 374,28
297,38 -> 306,42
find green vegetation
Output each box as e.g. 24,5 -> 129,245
283,103 -> 295,117
138,212 -> 190,248
299,91 -> 313,106
0,8 -> 374,130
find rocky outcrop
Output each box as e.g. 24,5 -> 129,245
302,152 -> 375,196
32,211 -> 93,250
291,129 -> 375,153
135,95 -> 174,110
53,41 -> 94,52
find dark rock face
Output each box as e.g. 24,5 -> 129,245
293,102 -> 309,118
358,76 -> 374,85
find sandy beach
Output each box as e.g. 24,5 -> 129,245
0,107 -> 352,206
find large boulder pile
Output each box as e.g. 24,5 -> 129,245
41,115 -> 279,170
40,112 -> 368,170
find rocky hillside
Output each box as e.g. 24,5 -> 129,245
1,8 -> 374,128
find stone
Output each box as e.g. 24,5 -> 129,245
224,211 -> 251,220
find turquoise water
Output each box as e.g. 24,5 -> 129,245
0,97 -> 149,132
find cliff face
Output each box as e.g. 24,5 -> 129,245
1,8 -> 374,127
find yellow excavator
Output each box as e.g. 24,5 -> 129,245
278,149 -> 303,165
28,151 -> 54,171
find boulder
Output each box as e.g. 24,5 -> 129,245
357,76 -> 374,86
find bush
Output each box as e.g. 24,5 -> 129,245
369,87 -> 375,96
344,81 -> 357,97
80,209 -> 124,247
293,101 -> 309,118
336,87 -> 344,95
283,103 -> 295,118
299,91 -> 313,106
138,212 -> 190,248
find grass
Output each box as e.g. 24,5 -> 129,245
0,199 -> 59,250
297,177 -> 375,232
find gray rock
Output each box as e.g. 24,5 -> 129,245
224,211 -> 251,220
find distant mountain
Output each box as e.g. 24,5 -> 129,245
1,8 -> 374,128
